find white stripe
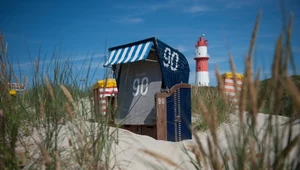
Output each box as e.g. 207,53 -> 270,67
224,85 -> 234,90
99,93 -> 117,97
124,45 -> 136,63
117,47 -> 129,64
102,106 -> 106,109
104,50 -> 116,66
110,49 -> 122,65
98,87 -> 118,90
138,42 -> 151,60
100,100 -> 106,104
225,79 -> 243,84
98,87 -> 118,93
225,79 -> 234,83
130,44 -> 143,62
229,98 -> 238,102
98,90 -> 118,93
225,92 -> 236,96
224,85 -> 241,90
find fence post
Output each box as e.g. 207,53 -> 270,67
156,94 -> 167,140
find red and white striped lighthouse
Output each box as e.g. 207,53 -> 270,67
194,34 -> 210,86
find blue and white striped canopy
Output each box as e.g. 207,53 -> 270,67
104,41 -> 153,66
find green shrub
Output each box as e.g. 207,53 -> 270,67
191,86 -> 233,131
259,75 -> 300,117
0,32 -> 116,169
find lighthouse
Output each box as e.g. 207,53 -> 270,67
194,34 -> 210,86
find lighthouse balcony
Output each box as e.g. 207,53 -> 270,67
194,54 -> 210,58
194,56 -> 210,60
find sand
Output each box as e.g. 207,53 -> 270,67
16,112 -> 300,169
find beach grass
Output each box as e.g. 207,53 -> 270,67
142,10 -> 300,170
191,86 -> 234,131
1,7 -> 300,170
0,33 -> 117,169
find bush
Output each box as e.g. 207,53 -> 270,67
186,11 -> 300,170
191,86 -> 234,131
0,32 -> 117,169
140,10 -> 300,170
259,75 -> 300,117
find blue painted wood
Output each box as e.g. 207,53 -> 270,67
106,37 -> 190,89
105,37 -> 191,141
166,88 -> 192,141
154,39 -> 190,88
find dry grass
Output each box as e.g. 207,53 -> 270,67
188,10 -> 300,170
192,86 -> 233,131
1,7 -> 300,170
0,31 -> 117,169
140,10 -> 300,170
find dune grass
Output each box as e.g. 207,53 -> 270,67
1,7 -> 300,170
0,33 -> 119,169
191,86 -> 234,131
259,75 -> 300,117
141,10 -> 300,170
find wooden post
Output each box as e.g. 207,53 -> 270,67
156,95 -> 167,140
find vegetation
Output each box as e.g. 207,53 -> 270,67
259,75 -> 300,117
1,7 -> 299,170
142,10 -> 300,170
191,86 -> 234,131
0,32 -> 118,169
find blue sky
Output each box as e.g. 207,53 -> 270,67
1,0 -> 300,87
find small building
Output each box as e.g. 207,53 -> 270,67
103,37 -> 192,141
7,82 -> 25,95
93,78 -> 118,123
222,72 -> 244,109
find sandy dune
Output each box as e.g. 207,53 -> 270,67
109,112 -> 300,169
16,112 -> 299,169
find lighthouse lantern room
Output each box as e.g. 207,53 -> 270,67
194,34 -> 210,86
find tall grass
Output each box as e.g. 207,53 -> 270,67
141,10 -> 300,170
1,7 -> 299,170
192,86 -> 234,131
0,32 -> 118,169
189,10 -> 300,170
259,75 -> 300,117
0,31 -> 22,169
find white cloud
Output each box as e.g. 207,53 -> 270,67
113,1 -> 212,20
183,6 -> 211,13
72,53 -> 106,61
114,1 -> 179,14
293,46 -> 300,53
176,45 -> 187,52
12,61 -> 33,70
224,0 -> 256,9
11,53 -> 106,71
111,17 -> 144,24
208,56 -> 240,64
74,60 -> 105,70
